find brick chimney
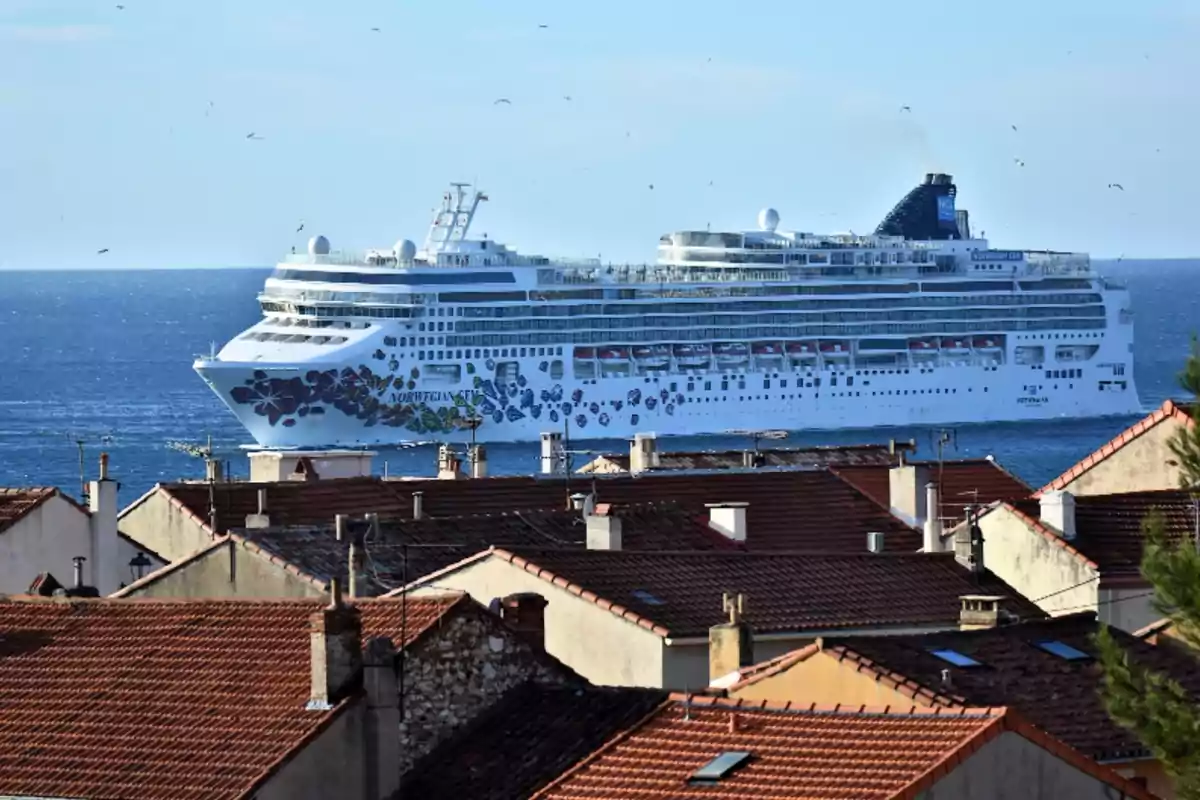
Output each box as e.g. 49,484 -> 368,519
362,636 -> 400,799
629,432 -> 660,474
706,502 -> 748,543
888,463 -> 931,527
244,487 -> 271,529
709,592 -> 753,684
586,504 -> 623,550
1039,490 -> 1077,540
88,453 -> 119,595
309,579 -> 363,709
499,592 -> 548,648
959,595 -> 1006,631
923,482 -> 945,552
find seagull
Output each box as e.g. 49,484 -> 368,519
115,4 -> 124,9
1011,124 -> 1018,131
900,105 -> 911,112
1108,182 -> 1125,191
563,95 -> 572,101
370,27 -> 380,32
648,183 -> 654,191
246,132 -> 263,140
97,248 -> 109,254
296,221 -> 305,233
1014,158 -> 1025,167
538,23 -> 548,28
494,98 -> 512,105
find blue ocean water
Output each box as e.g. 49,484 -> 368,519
0,260 -> 1197,499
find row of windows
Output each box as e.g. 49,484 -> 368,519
270,269 -> 516,285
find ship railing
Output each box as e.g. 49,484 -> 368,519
258,290 -> 421,307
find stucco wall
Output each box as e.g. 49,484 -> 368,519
120,539 -> 326,599
258,704 -> 370,800
729,649 -> 924,706
1099,586 -> 1160,634
409,557 -> 666,687
976,507 -> 1100,618
1063,420 -> 1185,496
0,496 -> 91,594
667,637 -> 818,692
925,730 -> 1139,799
119,491 -> 214,564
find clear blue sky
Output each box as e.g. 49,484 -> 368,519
1,0 -> 1197,269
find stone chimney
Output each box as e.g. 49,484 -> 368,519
540,431 -> 564,475
309,579 -> 363,709
959,595 -> 1006,631
468,443 -> 488,478
1039,490 -> 1077,540
499,592 -> 548,648
88,453 -> 119,595
629,432 -> 660,474
923,482 -> 945,553
709,592 -> 753,684
586,504 -> 623,550
888,463 -> 931,527
706,502 -> 748,544
362,636 -> 401,800
245,487 -> 271,529
437,445 -> 463,480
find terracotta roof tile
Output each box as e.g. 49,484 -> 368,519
1038,398 -> 1196,495
471,549 -> 1044,638
398,683 -> 668,800
0,594 -> 462,800
833,459 -> 1031,526
533,698 -> 1155,799
0,488 -> 63,534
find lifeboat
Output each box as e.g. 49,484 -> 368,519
632,344 -> 671,368
908,338 -> 937,351
713,342 -> 750,366
786,341 -> 816,355
819,341 -> 851,356
573,347 -> 596,360
944,338 -> 970,352
598,347 -> 629,361
673,343 -> 712,367
751,342 -> 783,356
972,336 -> 1002,350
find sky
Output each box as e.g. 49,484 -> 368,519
1,0 -> 1198,270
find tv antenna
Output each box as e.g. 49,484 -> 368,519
930,428 -> 958,528
39,429 -> 116,501
166,434 -> 223,531
725,429 -> 788,452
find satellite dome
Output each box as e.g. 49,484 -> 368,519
757,207 -> 780,232
393,239 -> 417,261
307,235 -> 331,256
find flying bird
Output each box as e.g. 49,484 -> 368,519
246,132 -> 263,140
1013,158 -> 1025,167
371,27 -> 380,32
296,222 -> 305,233
115,4 -> 124,9
494,98 -> 512,105
1011,124 -> 1018,131
97,248 -> 109,255
1108,183 -> 1124,191
563,95 -> 572,101
648,184 -> 654,191
900,105 -> 911,112
538,23 -> 548,28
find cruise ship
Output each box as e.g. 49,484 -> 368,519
195,175 -> 1140,448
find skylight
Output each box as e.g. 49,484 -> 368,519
929,649 -> 982,667
689,751 -> 753,784
1037,640 -> 1091,661
631,589 -> 664,606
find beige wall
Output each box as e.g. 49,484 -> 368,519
667,637 -> 820,692
729,649 -> 924,707
0,496 -> 92,594
121,539 -> 325,599
927,731 -> 1144,799
977,506 -> 1101,619
1061,420 -> 1185,496
409,557 -> 666,688
119,491 -> 214,564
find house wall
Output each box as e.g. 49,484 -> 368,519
925,731 -> 1141,799
258,704 -> 371,800
0,496 -> 91,594
975,507 -> 1100,619
729,650 -> 927,707
409,558 -> 666,688
119,491 -> 213,564
120,540 -> 326,599
115,536 -> 166,590
1099,586 -> 1160,635
666,637 -> 820,692
1061,420 -> 1185,496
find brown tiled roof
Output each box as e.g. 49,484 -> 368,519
749,612 -> 1200,762
833,458 -> 1032,526
434,548 -> 1044,638
533,696 -> 1155,800
152,468 -> 918,552
0,488 -> 66,534
0,594 -> 462,800
1038,398 -> 1196,495
398,683 -> 668,800
583,443 -> 903,473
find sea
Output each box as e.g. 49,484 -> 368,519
1,260 -> 1197,500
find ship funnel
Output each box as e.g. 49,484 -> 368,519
875,174 -> 961,241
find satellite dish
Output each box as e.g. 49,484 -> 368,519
308,235 -> 331,256
757,207 -> 780,232
393,239 -> 417,262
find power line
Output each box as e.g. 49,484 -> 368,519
1029,575 -> 1101,604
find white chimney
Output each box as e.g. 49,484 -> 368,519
867,531 -> 885,554
923,482 -> 945,552
888,463 -> 931,527
245,487 -> 271,529
707,502 -> 749,543
630,432 -> 660,474
412,492 -> 424,521
540,431 -> 564,475
586,504 -> 623,550
88,453 -> 119,595
1039,490 -> 1077,540
468,444 -> 488,478
437,445 -> 463,480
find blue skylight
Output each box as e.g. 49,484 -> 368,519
1037,640 -> 1091,661
929,649 -> 982,667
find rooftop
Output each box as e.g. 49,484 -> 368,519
398,683 -> 667,800
416,548 -> 1044,638
533,697 -> 1153,800
0,487 -> 81,533
0,594 -> 462,800
580,442 -> 905,473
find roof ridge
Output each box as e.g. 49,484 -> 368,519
668,693 -> 1006,718
10,592 -> 465,606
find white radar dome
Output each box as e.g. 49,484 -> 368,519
308,235 -> 331,256
393,239 -> 417,261
757,207 -> 780,232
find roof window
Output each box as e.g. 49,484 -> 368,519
688,751 -> 752,785
1037,640 -> 1090,661
929,649 -> 982,668
631,589 -> 664,606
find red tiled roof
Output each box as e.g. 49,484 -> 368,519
152,468 -> 918,552
0,594 -> 462,800
833,459 -> 1031,526
740,612 -> 1200,762
0,488 -> 67,534
533,696 -> 1155,800
398,683 -> 668,800
440,548 -> 1045,638
1038,398 -> 1196,495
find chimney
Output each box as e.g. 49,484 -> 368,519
923,482 -> 945,552
1039,490 -> 1077,540
629,432 -> 660,474
73,555 -> 85,589
88,452 -> 119,595
245,487 -> 271,529
954,506 -> 986,574
348,516 -> 371,599
65,556 -> 100,598
499,592 -> 548,648
362,636 -> 401,800
468,443 -> 488,478
706,502 -> 749,544
437,445 -> 463,480
309,579 -> 363,709
205,457 -> 225,483
586,504 -> 623,550
411,492 -> 424,521
741,450 -> 764,469
888,463 -> 931,527
540,431 -> 564,475
959,595 -> 1006,631
709,592 -> 753,684
866,531 -> 885,554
